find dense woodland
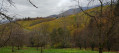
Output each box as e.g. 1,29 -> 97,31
0,0 -> 119,53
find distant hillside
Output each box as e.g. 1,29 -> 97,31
47,5 -> 100,18
17,6 -> 108,32
17,18 -> 56,29
1,5 -> 107,32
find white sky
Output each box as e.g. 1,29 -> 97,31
0,0 -> 111,18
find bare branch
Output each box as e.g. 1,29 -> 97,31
0,12 -> 13,22
77,0 -> 95,18
87,0 -> 94,9
99,0 -> 103,17
28,0 -> 38,8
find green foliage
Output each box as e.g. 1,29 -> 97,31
50,27 -> 70,48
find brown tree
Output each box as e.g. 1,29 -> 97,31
32,23 -> 50,53
74,0 -> 118,53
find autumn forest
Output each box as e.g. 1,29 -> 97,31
0,0 -> 119,53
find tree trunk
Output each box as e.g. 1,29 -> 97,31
36,46 -> 39,51
107,41 -> 111,52
115,0 -> 119,16
99,47 -> 103,53
91,43 -> 95,51
19,45 -> 23,50
108,47 -> 111,52
12,45 -> 14,52
84,41 -> 87,50
92,47 -> 94,51
41,47 -> 43,53
91,46 -> 94,51
18,45 -> 20,50
79,46 -> 82,50
31,41 -> 34,47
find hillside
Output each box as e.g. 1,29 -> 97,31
0,0 -> 119,53
17,6 -> 108,32
17,18 -> 56,29
0,4 -> 118,53
47,5 -> 100,18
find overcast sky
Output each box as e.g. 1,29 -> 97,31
0,0 -> 111,18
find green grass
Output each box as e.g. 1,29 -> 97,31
0,47 -> 116,53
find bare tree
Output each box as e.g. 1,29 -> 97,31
0,0 -> 36,48
32,23 -> 50,53
6,23 -> 25,52
73,0 -> 117,53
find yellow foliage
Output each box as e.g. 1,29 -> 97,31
15,6 -> 109,35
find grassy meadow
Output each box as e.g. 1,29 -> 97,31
0,47 -> 116,53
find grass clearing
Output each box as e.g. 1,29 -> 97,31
0,47 -> 116,53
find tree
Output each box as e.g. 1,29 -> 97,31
72,29 -> 83,49
50,27 -> 70,48
114,0 -> 119,16
87,19 -> 99,51
14,26 -> 26,50
57,27 -> 70,48
32,23 -> 50,53
0,24 -> 10,47
8,23 -> 25,52
73,0 -> 118,53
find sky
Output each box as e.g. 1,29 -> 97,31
0,0 -> 111,18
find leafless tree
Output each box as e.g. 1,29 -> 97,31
32,23 -> 50,53
73,0 -> 118,53
6,23 -> 25,52
0,0 -> 37,48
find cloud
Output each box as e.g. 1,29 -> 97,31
0,0 -> 111,18
7,0 -> 65,18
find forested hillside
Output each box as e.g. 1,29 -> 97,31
0,0 -> 119,53
13,5 -> 118,51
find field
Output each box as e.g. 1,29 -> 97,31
0,47 -> 116,53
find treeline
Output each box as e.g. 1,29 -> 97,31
16,17 -> 45,21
